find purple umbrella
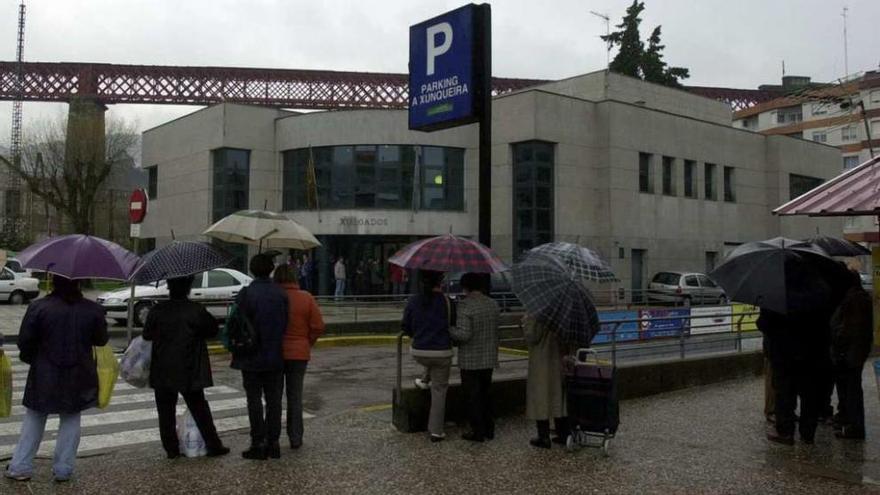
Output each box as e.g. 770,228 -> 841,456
17,235 -> 140,281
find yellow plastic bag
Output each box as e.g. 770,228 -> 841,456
94,345 -> 119,409
0,353 -> 11,417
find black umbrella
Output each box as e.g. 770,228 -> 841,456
806,236 -> 870,257
709,237 -> 849,315
511,252 -> 601,348
129,241 -> 233,284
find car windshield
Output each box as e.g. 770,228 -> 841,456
652,273 -> 681,285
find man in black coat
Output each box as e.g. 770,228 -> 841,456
143,276 -> 230,459
758,307 -> 831,445
231,254 -> 289,460
830,270 -> 873,439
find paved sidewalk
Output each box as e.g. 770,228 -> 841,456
1,344 -> 879,493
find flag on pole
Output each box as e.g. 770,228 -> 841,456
306,146 -> 319,212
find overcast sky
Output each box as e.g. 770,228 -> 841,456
0,0 -> 878,148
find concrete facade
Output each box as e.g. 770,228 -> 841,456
141,71 -> 842,295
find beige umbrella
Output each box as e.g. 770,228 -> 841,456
203,210 -> 321,250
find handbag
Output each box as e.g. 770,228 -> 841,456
94,345 -> 119,409
0,352 -> 11,417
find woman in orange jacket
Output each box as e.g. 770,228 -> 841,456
273,265 -> 325,449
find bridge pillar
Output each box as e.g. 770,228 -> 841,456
66,97 -> 106,167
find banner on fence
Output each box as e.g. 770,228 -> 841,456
689,306 -> 732,335
638,308 -> 690,339
592,310 -> 640,344
731,303 -> 759,332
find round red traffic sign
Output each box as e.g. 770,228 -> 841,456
129,189 -> 148,224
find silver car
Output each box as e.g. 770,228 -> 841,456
647,271 -> 727,306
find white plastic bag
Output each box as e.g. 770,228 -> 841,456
119,336 -> 151,388
177,409 -> 207,457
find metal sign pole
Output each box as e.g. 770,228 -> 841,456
477,4 -> 492,247
125,236 -> 139,344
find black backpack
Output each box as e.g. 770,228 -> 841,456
224,287 -> 260,356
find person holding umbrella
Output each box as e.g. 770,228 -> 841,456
711,238 -> 849,445
830,268 -> 872,440
143,275 -> 230,459
523,314 -> 571,449
5,277 -> 109,482
402,270 -> 455,442
233,254 -> 289,460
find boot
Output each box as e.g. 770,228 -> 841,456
552,417 -> 571,445
530,420 -> 551,449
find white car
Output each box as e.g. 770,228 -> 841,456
97,268 -> 252,326
0,267 -> 40,304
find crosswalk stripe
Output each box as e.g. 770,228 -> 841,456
0,398 -> 251,436
0,413 -> 314,457
11,382 -> 139,400
2,386 -> 241,417
12,381 -> 137,394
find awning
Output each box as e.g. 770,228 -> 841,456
774,156 -> 880,217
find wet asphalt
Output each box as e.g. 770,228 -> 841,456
1,345 -> 879,494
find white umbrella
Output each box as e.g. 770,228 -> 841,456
203,210 -> 321,250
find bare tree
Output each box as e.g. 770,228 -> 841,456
0,112 -> 139,235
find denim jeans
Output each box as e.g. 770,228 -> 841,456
7,408 -> 81,479
335,280 -> 346,299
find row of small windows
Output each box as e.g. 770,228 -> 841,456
639,153 -> 735,202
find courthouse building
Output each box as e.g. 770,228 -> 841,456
139,70 -> 842,296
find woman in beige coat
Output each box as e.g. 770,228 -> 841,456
524,316 -> 570,448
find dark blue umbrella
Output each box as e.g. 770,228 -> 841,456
129,241 -> 233,284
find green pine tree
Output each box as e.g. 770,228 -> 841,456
601,2 -> 691,87
601,1 -> 645,78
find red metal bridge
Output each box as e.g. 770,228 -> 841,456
0,61 -> 781,111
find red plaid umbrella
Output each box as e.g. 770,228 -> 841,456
388,234 -> 508,273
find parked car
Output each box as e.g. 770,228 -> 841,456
5,258 -> 32,278
647,271 -> 727,306
97,268 -> 252,326
0,267 -> 40,304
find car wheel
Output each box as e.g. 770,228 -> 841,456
719,295 -> 729,305
113,318 -> 128,327
682,296 -> 691,307
8,291 -> 25,305
134,302 -> 152,327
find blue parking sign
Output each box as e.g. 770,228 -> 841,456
409,4 -> 486,131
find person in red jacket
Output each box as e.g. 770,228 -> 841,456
273,265 -> 325,449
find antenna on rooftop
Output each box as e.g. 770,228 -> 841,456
842,6 -> 850,78
590,11 -> 611,71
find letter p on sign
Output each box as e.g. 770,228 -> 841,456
426,22 -> 453,76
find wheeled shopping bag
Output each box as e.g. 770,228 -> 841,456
564,348 -> 619,455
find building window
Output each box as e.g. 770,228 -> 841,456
873,120 -> 880,138
872,90 -> 880,103
841,125 -> 858,142
212,148 -> 250,223
705,251 -> 718,273
723,166 -> 735,202
282,145 -> 462,211
513,141 -> 554,257
789,174 -> 824,200
811,131 -> 827,143
662,156 -> 675,196
811,103 -> 828,116
776,107 -> 803,124
704,163 -> 717,201
639,152 -> 653,193
843,155 -> 860,170
146,166 -> 158,199
683,160 -> 697,198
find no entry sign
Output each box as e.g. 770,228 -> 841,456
129,189 -> 148,224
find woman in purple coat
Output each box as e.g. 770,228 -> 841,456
4,277 -> 109,483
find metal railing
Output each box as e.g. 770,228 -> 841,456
393,308 -> 762,400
